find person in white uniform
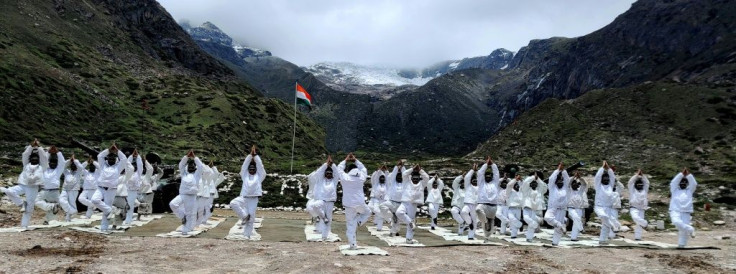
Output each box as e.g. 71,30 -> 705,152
137,159 -> 161,220
307,155 -> 338,241
195,161 -> 214,226
171,150 -> 204,235
368,166 -> 388,231
496,175 -> 510,235
0,139 -> 47,228
593,161 -> 618,244
36,145 -> 65,224
123,150 -> 143,225
449,175 -> 466,235
336,153 -> 372,250
379,161 -> 407,237
229,146 -> 266,238
78,156 -> 100,219
462,164 -> 480,240
396,164 -> 429,244
475,157 -> 501,240
544,163 -> 570,246
627,169 -> 650,241
60,155 -> 84,222
506,175 -> 524,238
669,168 -> 697,248
91,143 -> 127,232
566,172 -> 588,241
521,174 -> 547,242
425,175 -> 444,230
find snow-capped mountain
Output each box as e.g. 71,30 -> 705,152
181,21 -> 271,58
304,49 -> 514,97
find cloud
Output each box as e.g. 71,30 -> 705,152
157,0 -> 635,68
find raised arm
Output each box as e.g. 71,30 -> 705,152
144,160 -> 153,180
337,160 -> 348,180
39,148 -> 49,169
73,158 -> 84,171
464,169 -> 474,189
670,172 -> 684,194
309,163 -> 328,183
437,177 -> 445,191
115,150 -> 126,173
355,159 -> 368,179
427,177 -> 436,191
401,167 -> 414,183
627,174 -> 638,194
491,163 -> 500,184
477,163 -> 488,179
561,170 -> 570,187
371,170 -> 382,189
22,145 -> 33,166
178,155 -> 189,175
240,154 -> 253,178
452,175 -> 462,190
97,149 -> 109,166
685,174 -> 698,195
420,169 -> 430,187
537,178 -> 548,194
254,155 -> 266,183
213,167 -> 225,187
549,169 -> 560,186
193,157 -> 204,179
520,176 -> 533,194
594,167 -> 605,190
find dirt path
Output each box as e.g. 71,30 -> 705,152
0,207 -> 734,273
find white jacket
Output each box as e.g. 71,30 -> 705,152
179,156 -> 204,195
140,161 -> 160,194
308,163 -> 338,202
41,150 -> 65,189
463,169 -> 479,204
669,173 -> 697,213
210,166 -> 225,198
506,179 -> 523,208
197,165 -> 213,197
116,161 -> 135,196
627,174 -> 650,210
593,167 -> 617,207
477,163 -> 501,204
425,177 -> 444,204
96,149 -> 128,189
450,176 -> 465,207
337,160 -> 368,208
400,168 -> 430,204
369,170 -> 388,200
62,159 -> 84,191
521,176 -> 547,210
239,155 -> 266,197
81,161 -> 100,190
19,146 -> 46,186
612,180 -> 625,209
567,177 -> 589,209
124,156 -> 144,191
547,170 -> 570,209
386,166 -> 407,202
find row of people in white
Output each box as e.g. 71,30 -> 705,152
0,140 -> 169,231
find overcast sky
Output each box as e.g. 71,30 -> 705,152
158,0 -> 636,68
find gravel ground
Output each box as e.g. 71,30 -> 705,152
0,204 -> 734,274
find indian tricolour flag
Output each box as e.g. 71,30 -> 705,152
296,82 -> 313,108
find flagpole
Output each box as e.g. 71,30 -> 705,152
290,81 -> 298,174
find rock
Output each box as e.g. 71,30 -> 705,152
656,220 -> 665,230
721,235 -> 731,240
621,220 -> 632,226
621,209 -> 629,214
63,237 -> 71,242
334,263 -> 343,268
620,226 -> 631,232
719,185 -> 727,190
713,220 -> 726,225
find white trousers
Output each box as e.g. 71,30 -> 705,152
307,200 -> 335,239
475,204 -> 497,236
91,187 -> 116,230
125,191 -> 138,224
630,207 -> 648,240
170,194 -> 197,233
544,207 -> 567,244
508,207 -> 522,238
379,200 -> 401,234
368,198 -> 384,230
396,202 -> 418,240
523,208 -> 541,240
230,196 -> 259,237
428,202 -> 439,228
594,206 -> 617,242
345,203 -> 371,246
36,189 -> 60,222
567,208 -> 584,240
496,206 -> 509,234
196,196 -> 210,225
78,189 -> 96,218
4,185 -> 39,228
461,203 -> 478,238
60,189 -> 79,220
670,211 -> 693,247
